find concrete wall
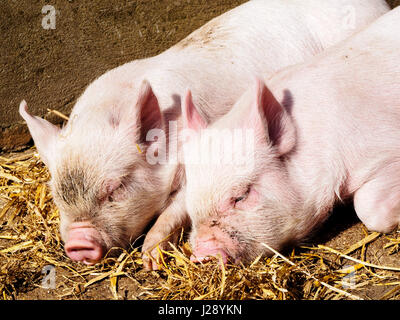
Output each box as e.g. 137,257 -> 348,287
1,0 -> 399,151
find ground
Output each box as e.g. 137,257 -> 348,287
13,212 -> 400,300
1,0 -> 400,301
2,149 -> 400,301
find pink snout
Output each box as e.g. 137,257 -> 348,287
190,239 -> 230,265
64,223 -> 104,265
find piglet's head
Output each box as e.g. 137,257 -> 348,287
182,78 -> 301,264
20,79 -> 170,264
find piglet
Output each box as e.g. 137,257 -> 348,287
19,0 -> 389,268
182,7 -> 400,264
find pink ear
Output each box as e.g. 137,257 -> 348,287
182,90 -> 207,132
136,80 -> 163,142
253,78 -> 296,156
19,100 -> 60,167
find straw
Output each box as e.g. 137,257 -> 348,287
1,147 -> 400,300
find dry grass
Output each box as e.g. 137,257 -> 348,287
1,148 -> 400,300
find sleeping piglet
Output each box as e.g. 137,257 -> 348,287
182,7 -> 400,264
19,0 -> 389,268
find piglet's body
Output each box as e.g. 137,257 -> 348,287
19,0 -> 389,268
183,7 -> 400,264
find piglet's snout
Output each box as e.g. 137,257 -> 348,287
190,239 -> 230,265
64,223 -> 104,265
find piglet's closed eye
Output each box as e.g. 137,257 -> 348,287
233,185 -> 260,211
217,185 -> 260,213
98,179 -> 124,203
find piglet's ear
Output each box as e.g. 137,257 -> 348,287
253,78 -> 296,156
182,90 -> 207,132
136,80 -> 164,143
19,100 -> 60,167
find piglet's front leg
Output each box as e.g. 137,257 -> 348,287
142,190 -> 190,271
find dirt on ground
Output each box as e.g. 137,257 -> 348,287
0,0 -> 246,150
10,201 -> 400,300
1,149 -> 400,301
2,0 -> 400,301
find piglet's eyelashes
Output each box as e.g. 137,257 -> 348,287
98,180 -> 126,204
233,186 -> 251,205
218,185 -> 255,213
233,185 -> 260,212
107,185 -> 124,203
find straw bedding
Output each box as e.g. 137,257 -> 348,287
1,148 -> 400,300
